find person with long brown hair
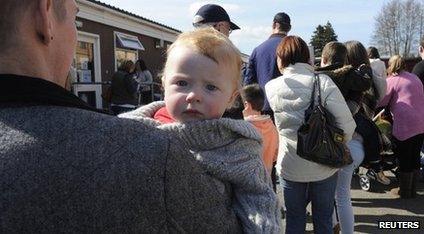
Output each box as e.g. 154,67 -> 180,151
379,55 -> 424,198
345,41 -> 391,185
265,36 -> 355,233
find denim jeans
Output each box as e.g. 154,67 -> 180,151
282,173 -> 338,234
333,138 -> 364,234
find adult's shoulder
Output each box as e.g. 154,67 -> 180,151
412,60 -> 424,75
264,75 -> 283,91
255,36 -> 283,51
1,106 -> 169,150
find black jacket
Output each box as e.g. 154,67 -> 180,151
110,70 -> 138,105
316,63 -> 372,114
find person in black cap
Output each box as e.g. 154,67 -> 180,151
244,12 -> 291,119
193,4 -> 240,37
244,12 -> 291,192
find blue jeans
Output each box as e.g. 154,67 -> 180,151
282,173 -> 338,234
333,139 -> 364,234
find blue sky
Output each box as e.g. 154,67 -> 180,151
98,0 -> 388,55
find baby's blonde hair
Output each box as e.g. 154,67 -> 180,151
164,27 -> 242,89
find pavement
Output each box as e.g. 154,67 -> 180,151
278,169 -> 424,233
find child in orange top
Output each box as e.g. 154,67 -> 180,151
240,84 -> 279,174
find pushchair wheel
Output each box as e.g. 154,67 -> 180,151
359,175 -> 371,191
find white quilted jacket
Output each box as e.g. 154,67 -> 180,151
265,63 -> 356,182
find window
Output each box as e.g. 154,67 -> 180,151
116,32 -> 144,51
115,32 -> 145,70
115,49 -> 138,69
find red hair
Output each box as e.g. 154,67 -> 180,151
276,36 -> 310,68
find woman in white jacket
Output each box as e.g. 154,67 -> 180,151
265,36 -> 356,234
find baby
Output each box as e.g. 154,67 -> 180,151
120,28 -> 279,233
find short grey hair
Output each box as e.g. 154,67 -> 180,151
193,21 -> 217,28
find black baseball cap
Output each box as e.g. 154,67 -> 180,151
273,12 -> 291,26
193,4 -> 240,30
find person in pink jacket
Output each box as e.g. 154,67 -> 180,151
378,55 -> 424,198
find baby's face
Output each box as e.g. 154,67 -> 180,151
163,46 -> 237,122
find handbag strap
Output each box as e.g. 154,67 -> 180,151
308,73 -> 322,108
315,73 -> 323,107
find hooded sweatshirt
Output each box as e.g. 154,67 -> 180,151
119,101 -> 280,233
244,115 -> 279,173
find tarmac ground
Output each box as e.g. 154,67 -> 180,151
278,168 -> 424,233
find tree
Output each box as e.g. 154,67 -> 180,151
372,0 -> 424,58
310,22 -> 338,57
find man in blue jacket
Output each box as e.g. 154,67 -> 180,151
244,12 -> 291,118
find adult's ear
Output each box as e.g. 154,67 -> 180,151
420,46 -> 424,54
321,57 -> 328,67
35,0 -> 54,45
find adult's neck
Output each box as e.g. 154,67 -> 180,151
0,46 -> 63,87
272,28 -> 288,35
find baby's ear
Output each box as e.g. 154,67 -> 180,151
227,90 -> 240,108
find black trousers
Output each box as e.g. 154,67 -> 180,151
393,134 -> 424,172
354,113 -> 381,164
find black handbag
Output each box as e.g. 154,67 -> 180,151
296,74 -> 353,168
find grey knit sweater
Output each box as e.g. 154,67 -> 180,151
120,101 -> 281,233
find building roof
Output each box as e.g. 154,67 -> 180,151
86,0 -> 182,33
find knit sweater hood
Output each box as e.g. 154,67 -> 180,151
119,101 -> 262,150
119,101 -> 281,233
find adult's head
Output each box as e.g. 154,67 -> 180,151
135,58 -> 147,72
367,46 -> 380,59
419,37 -> 424,59
0,0 -> 79,87
321,41 -> 347,67
118,60 -> 135,73
344,40 -> 370,68
192,4 -> 240,37
272,12 -> 291,34
276,35 -> 310,72
387,55 -> 406,76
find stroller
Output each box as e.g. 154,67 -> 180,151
354,110 -> 399,191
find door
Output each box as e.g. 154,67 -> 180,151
73,31 -> 103,109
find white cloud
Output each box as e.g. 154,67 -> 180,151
189,1 -> 242,16
230,25 -> 272,54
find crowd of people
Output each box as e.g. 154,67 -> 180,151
1,1 -> 424,233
